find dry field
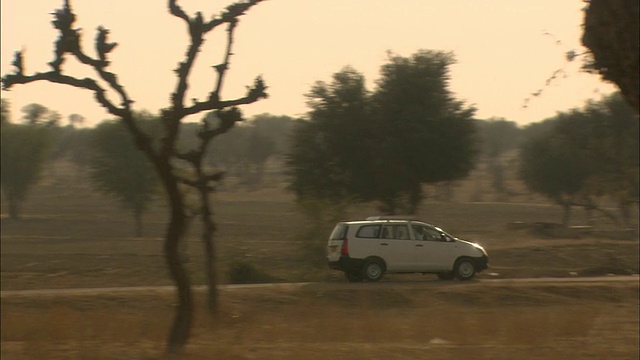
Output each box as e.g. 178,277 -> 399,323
1,165 -> 639,359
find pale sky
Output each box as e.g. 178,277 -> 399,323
1,0 -> 617,127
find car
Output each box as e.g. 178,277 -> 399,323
326,216 -> 488,282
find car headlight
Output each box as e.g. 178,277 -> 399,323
472,242 -> 488,256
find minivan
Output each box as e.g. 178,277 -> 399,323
327,217 -> 488,282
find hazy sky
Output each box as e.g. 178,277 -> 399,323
1,0 -> 616,127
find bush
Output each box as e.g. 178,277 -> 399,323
226,260 -> 275,284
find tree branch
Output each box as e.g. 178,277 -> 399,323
2,69 -> 123,116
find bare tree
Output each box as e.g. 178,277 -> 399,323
2,0 -> 267,353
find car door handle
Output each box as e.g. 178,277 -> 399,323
415,244 -> 423,247
380,243 -> 388,246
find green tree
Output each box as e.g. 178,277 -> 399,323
582,0 -> 639,112
371,50 -> 477,213
1,1 -> 267,353
569,94 -> 639,226
287,67 -> 374,205
519,93 -> 638,226
0,122 -> 52,219
288,52 -> 477,215
519,126 -> 590,226
89,118 -> 160,236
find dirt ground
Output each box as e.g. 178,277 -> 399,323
1,169 -> 639,359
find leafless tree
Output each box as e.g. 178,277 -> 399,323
2,0 -> 267,353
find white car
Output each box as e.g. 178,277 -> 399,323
327,217 -> 488,282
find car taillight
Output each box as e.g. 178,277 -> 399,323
341,239 -> 349,255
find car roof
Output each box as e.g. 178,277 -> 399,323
340,219 -> 433,226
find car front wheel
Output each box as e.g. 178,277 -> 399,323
362,259 -> 384,282
454,258 -> 476,280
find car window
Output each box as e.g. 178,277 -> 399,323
330,224 -> 349,240
381,224 -> 410,240
412,224 -> 442,241
356,225 -> 381,238
393,225 -> 410,240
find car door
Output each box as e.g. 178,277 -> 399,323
378,223 -> 414,272
410,223 -> 454,271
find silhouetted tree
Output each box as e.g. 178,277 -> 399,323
582,0 -> 639,112
20,103 -> 49,125
68,113 -> 85,127
89,117 -> 161,236
1,0 -> 267,353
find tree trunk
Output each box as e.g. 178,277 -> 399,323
200,191 -> 218,314
202,227 -> 218,313
162,177 -> 192,354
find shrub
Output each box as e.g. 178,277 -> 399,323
226,260 -> 275,284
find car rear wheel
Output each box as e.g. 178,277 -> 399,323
345,271 -> 363,282
362,259 -> 384,282
454,258 -> 476,280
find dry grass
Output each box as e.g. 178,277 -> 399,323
2,283 -> 638,359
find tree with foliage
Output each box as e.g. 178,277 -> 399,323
249,113 -> 298,156
67,113 -> 85,127
1,98 -> 9,124
89,117 -> 160,236
288,51 -> 477,215
287,66 -> 374,207
476,118 -> 521,197
20,103 -> 49,125
196,112 -> 289,186
519,126 -> 591,226
370,50 -> 477,213
569,94 -> 639,226
519,93 -> 638,226
582,0 -> 639,113
1,121 -> 52,219
1,0 -> 267,353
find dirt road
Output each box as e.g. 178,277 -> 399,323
2,275 -> 637,297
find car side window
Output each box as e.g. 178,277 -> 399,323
380,224 -> 410,240
393,225 -> 409,240
356,225 -> 381,238
413,225 -> 442,241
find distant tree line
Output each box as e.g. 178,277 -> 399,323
1,98 -> 297,232
4,90 -> 636,231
